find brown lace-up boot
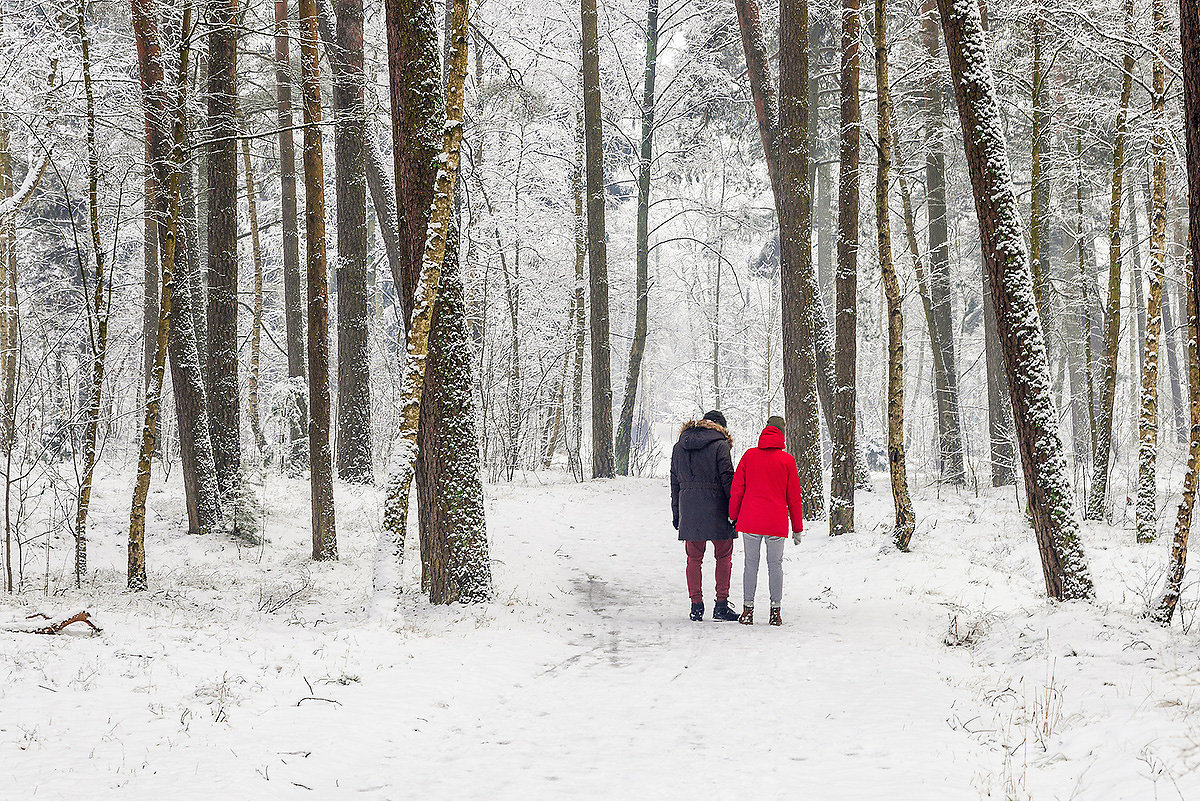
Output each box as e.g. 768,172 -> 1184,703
769,607 -> 782,626
738,606 -> 754,625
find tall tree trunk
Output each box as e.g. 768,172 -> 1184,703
735,0 -> 826,517
73,0 -> 111,584
920,1 -> 966,484
168,66 -> 219,538
615,0 -> 658,476
130,0 -> 191,591
936,0 -> 1093,600
830,0 -> 859,535
1087,0 -> 1133,519
329,0 -> 373,483
299,0 -> 337,560
242,137 -> 268,459
1154,248 -> 1197,623
377,0 -> 474,604
1163,264 -> 1187,443
1030,12 -> 1048,318
581,0 -> 615,479
875,0 -> 915,549
568,117 -> 587,482
275,0 -> 308,469
1157,0 -> 1200,624
1137,0 -> 1169,544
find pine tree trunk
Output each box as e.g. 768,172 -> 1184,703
206,0 -> 241,501
167,79 -> 219,538
581,0 -> 615,479
875,0 -> 915,549
297,0 -> 337,560
328,0 -> 373,483
920,1 -> 966,485
1087,0 -> 1133,519
615,0 -> 658,476
1137,0 -> 1169,544
377,0 -> 471,604
735,0 -> 826,517
830,0 -> 859,535
936,0 -> 1093,600
275,0 -> 308,470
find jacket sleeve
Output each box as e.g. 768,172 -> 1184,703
717,441 -> 735,501
670,445 -> 680,529
786,456 -> 803,532
729,456 -> 746,522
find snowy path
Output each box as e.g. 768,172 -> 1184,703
257,478 -> 987,797
6,474 -> 1200,799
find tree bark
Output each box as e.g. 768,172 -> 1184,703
920,1 -> 966,484
615,0 -> 658,476
735,0 -> 825,517
1137,0 -> 1169,544
1087,0 -> 1133,520
1156,0 -> 1200,624
830,0 -> 859,535
206,0 -> 241,501
875,0 -> 915,549
275,0 -> 308,470
242,137 -> 268,459
299,0 -> 337,560
937,0 -> 1093,600
581,0 -> 615,479
330,0 -> 373,483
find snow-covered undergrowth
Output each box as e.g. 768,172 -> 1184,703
3,468 -> 1200,798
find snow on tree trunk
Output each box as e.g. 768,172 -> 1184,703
936,0 -> 1093,600
206,0 -> 242,504
376,0 -> 471,608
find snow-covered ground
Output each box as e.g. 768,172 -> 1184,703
4,468 -> 1200,799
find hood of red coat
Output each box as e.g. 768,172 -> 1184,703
757,425 -> 784,449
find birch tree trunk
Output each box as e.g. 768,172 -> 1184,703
378,0 -> 474,603
875,0 -> 915,549
936,0 -> 1093,600
1137,0 -> 1169,544
1155,0 -> 1200,624
299,0 -> 337,560
1086,0 -> 1133,519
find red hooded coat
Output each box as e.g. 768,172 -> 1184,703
729,425 -> 803,537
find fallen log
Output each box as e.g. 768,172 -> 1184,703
4,611 -> 103,635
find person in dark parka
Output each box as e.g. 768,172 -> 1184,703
670,410 -> 739,622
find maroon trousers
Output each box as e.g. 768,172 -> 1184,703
685,539 -> 733,603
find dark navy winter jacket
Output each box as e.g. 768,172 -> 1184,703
670,420 -> 736,542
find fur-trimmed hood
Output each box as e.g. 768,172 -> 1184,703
678,418 -> 733,449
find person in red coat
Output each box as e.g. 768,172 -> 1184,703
728,416 -> 802,626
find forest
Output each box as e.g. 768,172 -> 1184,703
2,0 -> 1200,794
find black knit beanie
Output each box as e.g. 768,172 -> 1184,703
703,410 -> 727,428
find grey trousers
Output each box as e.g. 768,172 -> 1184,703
742,532 -> 784,608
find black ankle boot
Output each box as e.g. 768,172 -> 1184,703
690,602 -> 704,621
713,599 -> 739,621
